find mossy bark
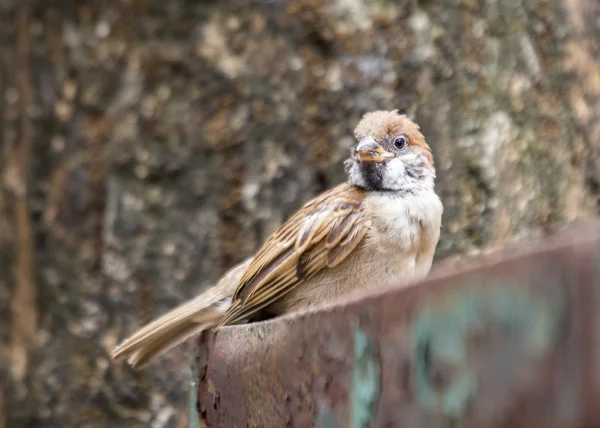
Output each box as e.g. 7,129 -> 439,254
0,0 -> 598,426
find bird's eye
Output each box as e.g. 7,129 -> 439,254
394,135 -> 408,150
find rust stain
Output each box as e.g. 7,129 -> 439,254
9,2 -> 37,383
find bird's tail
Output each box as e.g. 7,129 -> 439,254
111,288 -> 230,369
112,258 -> 252,369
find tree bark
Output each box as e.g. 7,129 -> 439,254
0,0 -> 598,426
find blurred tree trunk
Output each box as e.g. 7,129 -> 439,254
0,0 -> 598,426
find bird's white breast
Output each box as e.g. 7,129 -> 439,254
364,189 -> 443,282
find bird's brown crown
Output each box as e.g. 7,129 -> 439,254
353,110 -> 434,167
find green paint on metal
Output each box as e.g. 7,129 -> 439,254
315,402 -> 338,428
350,324 -> 380,428
412,305 -> 477,417
188,356 -> 201,428
411,281 -> 561,418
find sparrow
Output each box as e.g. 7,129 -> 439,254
112,110 -> 443,368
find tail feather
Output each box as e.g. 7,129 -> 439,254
112,292 -> 229,369
112,257 -> 253,369
122,321 -> 215,369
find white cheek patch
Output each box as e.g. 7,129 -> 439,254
348,162 -> 368,188
381,158 -> 407,189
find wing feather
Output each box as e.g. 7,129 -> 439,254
326,212 -> 360,248
295,207 -> 332,251
219,183 -> 368,327
326,222 -> 368,267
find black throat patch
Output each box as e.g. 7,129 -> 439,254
360,163 -> 385,191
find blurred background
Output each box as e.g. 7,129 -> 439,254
0,0 -> 598,427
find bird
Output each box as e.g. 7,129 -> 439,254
111,110 -> 443,369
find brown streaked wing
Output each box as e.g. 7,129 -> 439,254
217,183 -> 367,327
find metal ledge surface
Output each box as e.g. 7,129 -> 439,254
196,221 -> 600,428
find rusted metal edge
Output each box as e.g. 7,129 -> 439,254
196,220 -> 600,428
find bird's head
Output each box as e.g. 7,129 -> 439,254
345,110 -> 435,192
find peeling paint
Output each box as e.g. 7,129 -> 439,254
350,325 -> 380,428
315,402 -> 338,428
199,225 -> 600,426
188,357 -> 201,428
411,282 -> 561,418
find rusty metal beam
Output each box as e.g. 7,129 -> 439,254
196,221 -> 600,428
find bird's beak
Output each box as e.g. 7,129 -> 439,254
355,136 -> 395,163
